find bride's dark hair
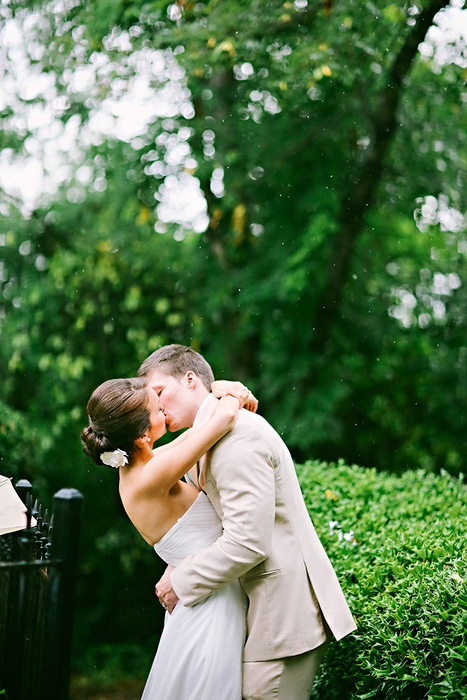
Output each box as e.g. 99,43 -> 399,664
81,377 -> 150,466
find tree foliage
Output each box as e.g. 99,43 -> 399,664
2,0 -> 466,472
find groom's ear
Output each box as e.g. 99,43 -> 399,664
185,371 -> 197,389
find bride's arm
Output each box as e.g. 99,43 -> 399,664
140,396 -> 240,492
151,428 -> 194,456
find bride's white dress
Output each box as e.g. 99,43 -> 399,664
141,492 -> 246,700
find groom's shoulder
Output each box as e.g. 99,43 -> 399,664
215,409 -> 292,463
234,408 -> 282,443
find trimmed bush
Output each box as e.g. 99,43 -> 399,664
297,460 -> 467,700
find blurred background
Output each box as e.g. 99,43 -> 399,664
1,0 -> 466,695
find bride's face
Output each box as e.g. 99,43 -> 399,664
146,388 -> 167,443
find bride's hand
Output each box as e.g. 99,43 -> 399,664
211,380 -> 258,413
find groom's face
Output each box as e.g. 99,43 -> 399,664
146,369 -> 197,432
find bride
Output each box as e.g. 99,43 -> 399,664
81,377 -> 257,700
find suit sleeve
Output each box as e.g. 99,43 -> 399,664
171,425 -> 275,606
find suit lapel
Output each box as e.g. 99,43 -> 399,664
192,394 -> 218,490
191,394 -> 217,489
198,452 -> 212,490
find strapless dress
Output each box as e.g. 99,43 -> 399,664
141,492 -> 246,700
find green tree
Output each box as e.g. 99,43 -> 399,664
2,0 -> 466,473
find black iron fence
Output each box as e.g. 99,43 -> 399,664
0,480 -> 83,700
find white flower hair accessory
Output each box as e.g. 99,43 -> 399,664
101,448 -> 129,468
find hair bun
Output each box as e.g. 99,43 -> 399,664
81,424 -> 113,465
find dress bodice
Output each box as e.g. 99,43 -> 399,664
154,492 -> 222,567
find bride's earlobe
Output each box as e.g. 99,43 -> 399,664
136,434 -> 151,446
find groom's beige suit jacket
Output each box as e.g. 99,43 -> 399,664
171,394 -> 357,662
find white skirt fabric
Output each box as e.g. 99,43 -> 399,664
141,493 -> 246,700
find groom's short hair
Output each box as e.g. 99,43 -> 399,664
138,344 -> 215,390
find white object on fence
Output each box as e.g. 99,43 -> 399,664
0,475 -> 37,535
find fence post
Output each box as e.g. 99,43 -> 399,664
43,488 -> 83,700
5,480 -> 34,699
15,479 -> 33,508
11,479 -> 32,560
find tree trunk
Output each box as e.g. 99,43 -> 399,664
311,0 -> 449,355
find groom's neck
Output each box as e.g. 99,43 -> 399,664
192,387 -> 210,414
185,385 -> 210,428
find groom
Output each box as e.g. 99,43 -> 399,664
138,345 -> 356,700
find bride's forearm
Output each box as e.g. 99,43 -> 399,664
152,428 -> 193,456
143,397 -> 239,491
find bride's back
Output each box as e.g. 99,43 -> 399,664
118,470 -> 199,546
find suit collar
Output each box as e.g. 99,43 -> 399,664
192,393 -> 218,430
191,394 -> 218,490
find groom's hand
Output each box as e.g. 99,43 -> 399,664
155,565 -> 179,614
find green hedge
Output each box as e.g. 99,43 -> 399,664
297,460 -> 467,700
